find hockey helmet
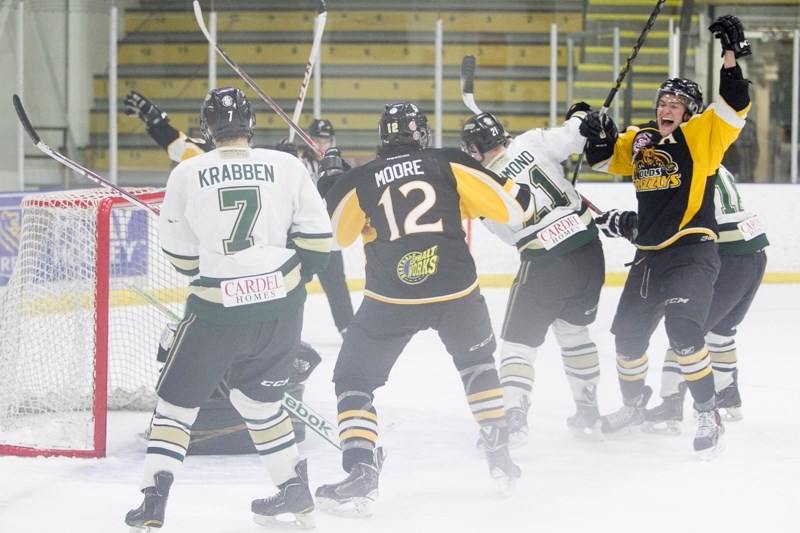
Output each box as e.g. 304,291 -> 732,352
200,87 -> 255,142
460,112 -> 509,156
309,119 -> 335,139
654,78 -> 704,117
378,102 -> 431,150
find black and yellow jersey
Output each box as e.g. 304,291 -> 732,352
591,66 -> 751,250
324,147 -> 531,304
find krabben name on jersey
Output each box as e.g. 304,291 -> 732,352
198,163 -> 275,188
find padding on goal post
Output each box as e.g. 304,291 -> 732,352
0,188 -> 186,457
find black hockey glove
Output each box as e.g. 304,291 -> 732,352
580,110 -> 618,142
275,138 -> 299,157
124,91 -> 168,129
316,147 -> 345,196
709,14 -> 751,59
565,101 -> 592,121
595,209 -> 638,241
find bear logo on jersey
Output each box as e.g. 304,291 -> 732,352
396,244 -> 439,284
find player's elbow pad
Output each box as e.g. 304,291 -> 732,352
719,64 -> 751,112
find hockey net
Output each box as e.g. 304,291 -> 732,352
0,188 -> 186,457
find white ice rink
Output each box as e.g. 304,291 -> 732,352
1,283 -> 797,533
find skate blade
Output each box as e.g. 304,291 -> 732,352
253,511 -> 316,530
721,407 -> 743,422
315,496 -> 374,518
601,424 -> 643,437
570,421 -> 604,442
641,419 -> 682,436
496,476 -> 518,497
507,431 -> 528,450
694,434 -> 726,462
128,523 -> 161,533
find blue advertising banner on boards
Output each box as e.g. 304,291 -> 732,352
0,192 -> 152,287
0,193 -> 25,287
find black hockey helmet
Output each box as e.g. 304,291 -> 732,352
200,87 -> 255,142
654,78 -> 704,117
378,102 -> 431,150
309,118 -> 335,139
460,112 -> 509,155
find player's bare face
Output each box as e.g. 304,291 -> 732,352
656,95 -> 687,137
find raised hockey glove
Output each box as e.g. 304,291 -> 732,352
275,138 -> 299,157
316,147 -> 345,196
595,209 -> 638,241
709,14 -> 751,59
124,91 -> 168,129
565,101 -> 592,121
580,110 -> 618,142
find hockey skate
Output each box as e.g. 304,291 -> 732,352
125,471 -> 174,532
694,409 -> 725,461
252,459 -> 315,530
479,425 -> 522,496
642,382 -> 687,435
600,386 -> 652,435
566,386 -> 603,442
506,395 -> 531,448
315,448 -> 386,518
476,397 -> 530,452
716,370 -> 743,422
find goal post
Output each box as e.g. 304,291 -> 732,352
0,188 -> 186,458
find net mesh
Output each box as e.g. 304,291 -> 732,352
0,188 -> 186,454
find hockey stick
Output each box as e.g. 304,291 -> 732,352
458,58 -> 602,213
192,0 -> 324,158
288,0 -> 327,143
128,285 -> 342,449
460,55 -> 483,115
571,0 -> 667,185
13,94 -> 160,216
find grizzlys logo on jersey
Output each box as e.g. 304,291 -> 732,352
633,146 -> 681,192
396,245 -> 439,285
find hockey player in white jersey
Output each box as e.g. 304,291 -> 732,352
125,87 -> 332,531
460,103 -> 606,445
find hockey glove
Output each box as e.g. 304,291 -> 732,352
580,110 -> 618,142
275,138 -> 299,157
565,101 -> 592,121
124,91 -> 168,129
709,14 -> 751,59
316,147 -> 345,196
156,323 -> 178,363
595,209 -> 638,241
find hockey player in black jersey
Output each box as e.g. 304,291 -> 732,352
643,164 -> 769,432
313,102 -> 533,516
582,14 -> 752,458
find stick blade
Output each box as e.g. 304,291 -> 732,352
12,94 -> 41,145
192,0 -> 213,43
316,0 -> 327,15
460,54 -> 476,95
460,55 -> 482,115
